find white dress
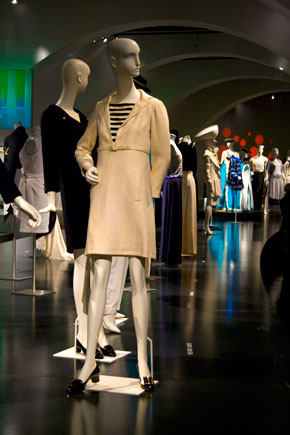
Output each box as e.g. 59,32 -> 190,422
267,159 -> 285,200
18,126 -> 49,233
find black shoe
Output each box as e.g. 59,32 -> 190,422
100,344 -> 116,357
95,344 -> 104,360
76,339 -> 104,360
66,365 -> 100,397
140,376 -> 154,393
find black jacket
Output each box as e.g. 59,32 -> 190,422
4,126 -> 28,179
0,158 -> 21,204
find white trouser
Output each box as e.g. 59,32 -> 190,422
104,256 -> 129,315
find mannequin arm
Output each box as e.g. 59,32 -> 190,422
221,151 -> 226,164
204,155 -> 214,194
39,191 -> 56,213
150,99 -> 170,198
75,103 -> 98,176
13,196 -> 41,227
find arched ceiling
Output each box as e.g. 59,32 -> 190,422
1,0 -> 290,133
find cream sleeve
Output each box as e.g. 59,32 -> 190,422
150,99 -> 171,198
204,155 -> 214,193
75,103 -> 99,175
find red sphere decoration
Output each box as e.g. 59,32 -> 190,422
234,135 -> 240,143
222,127 -> 231,138
250,146 -> 258,157
240,139 -> 246,147
269,139 -> 274,144
248,132 -> 252,136
268,152 -> 274,160
255,134 -> 264,145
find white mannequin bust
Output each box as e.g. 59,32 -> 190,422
272,147 -> 279,160
250,145 -> 268,173
221,138 -> 238,164
83,38 -> 141,182
56,59 -> 90,122
41,59 -> 90,211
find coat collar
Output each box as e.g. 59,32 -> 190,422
99,89 -> 152,132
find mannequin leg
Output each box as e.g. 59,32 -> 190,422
117,257 -> 129,311
78,256 -> 112,382
103,256 -> 128,333
73,249 -> 90,346
74,250 -> 108,348
88,260 -> 108,348
204,202 -> 213,235
129,256 -> 150,378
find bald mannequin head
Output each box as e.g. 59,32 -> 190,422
61,59 -> 90,93
107,38 -> 140,77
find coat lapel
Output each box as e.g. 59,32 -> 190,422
98,90 -> 152,141
120,90 -> 151,129
98,96 -> 112,132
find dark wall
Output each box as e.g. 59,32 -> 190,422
215,92 -> 290,159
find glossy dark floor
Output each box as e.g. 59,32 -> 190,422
1,218 -> 290,435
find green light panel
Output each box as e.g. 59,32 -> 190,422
0,70 -> 32,129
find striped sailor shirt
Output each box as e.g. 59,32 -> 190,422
109,103 -> 134,142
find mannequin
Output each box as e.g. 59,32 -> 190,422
250,145 -> 268,211
195,125 -> 221,235
177,134 -> 197,255
219,138 -> 238,210
221,138 -> 239,165
267,148 -> 285,202
283,150 -> 290,184
40,59 -> 113,357
0,158 -> 41,227
67,38 -> 170,395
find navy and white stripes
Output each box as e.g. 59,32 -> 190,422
109,103 -> 134,142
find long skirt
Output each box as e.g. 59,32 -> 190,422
269,175 -> 284,200
159,176 -> 182,265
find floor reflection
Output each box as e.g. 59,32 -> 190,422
1,218 -> 290,434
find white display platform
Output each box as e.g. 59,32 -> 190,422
53,347 -> 131,363
85,375 -> 158,396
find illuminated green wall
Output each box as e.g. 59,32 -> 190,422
0,70 -> 32,129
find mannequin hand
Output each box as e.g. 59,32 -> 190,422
40,191 -> 56,213
39,203 -> 56,213
85,165 -> 99,185
13,196 -> 41,227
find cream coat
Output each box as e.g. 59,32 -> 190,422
75,90 -> 170,258
203,148 -> 222,204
